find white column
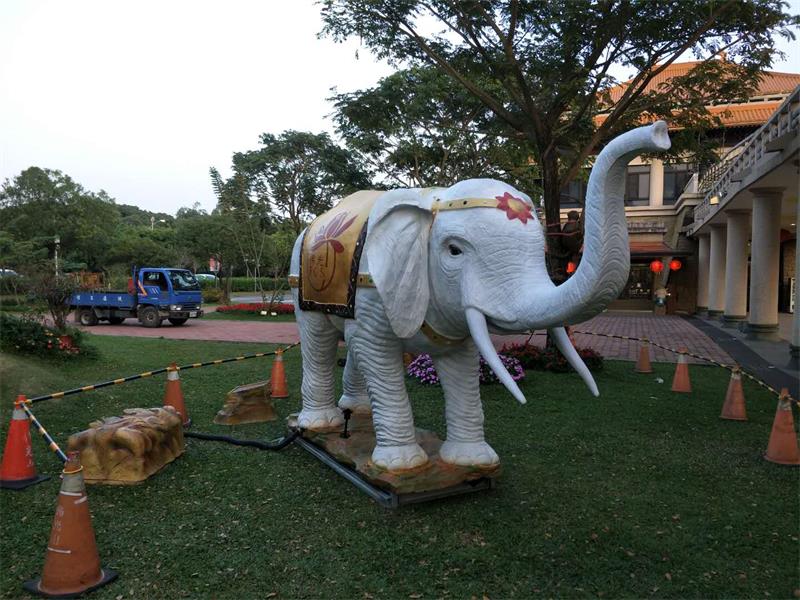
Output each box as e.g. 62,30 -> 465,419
723,210 -> 750,326
791,199 -> 799,356
747,187 -> 783,340
696,234 -> 710,312
649,159 -> 664,207
707,224 -> 727,317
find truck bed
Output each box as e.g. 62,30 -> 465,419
71,291 -> 136,309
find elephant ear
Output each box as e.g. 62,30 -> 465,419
366,189 -> 434,338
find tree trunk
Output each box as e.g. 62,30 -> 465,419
540,151 -> 565,284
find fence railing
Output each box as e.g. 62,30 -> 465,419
691,85 -> 800,232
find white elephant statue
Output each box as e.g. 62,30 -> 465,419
289,122 -> 671,471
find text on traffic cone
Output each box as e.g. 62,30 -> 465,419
23,451 -> 117,597
0,396 -> 49,490
764,389 -> 800,466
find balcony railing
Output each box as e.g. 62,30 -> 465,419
691,85 -> 800,232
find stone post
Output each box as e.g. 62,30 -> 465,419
648,159 -> 664,207
791,198 -> 799,357
723,210 -> 751,327
708,224 -> 727,318
696,234 -> 710,313
747,187 -> 783,340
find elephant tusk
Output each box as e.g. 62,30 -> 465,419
549,327 -> 600,397
465,307 -> 527,405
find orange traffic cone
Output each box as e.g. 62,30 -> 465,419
720,368 -> 747,421
270,349 -> 289,399
23,451 -> 118,597
163,363 -> 190,427
635,340 -> 654,374
671,349 -> 692,393
0,396 -> 49,490
764,389 -> 800,466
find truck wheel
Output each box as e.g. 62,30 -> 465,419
108,317 -> 125,325
168,318 -> 188,326
78,308 -> 98,326
140,307 -> 162,328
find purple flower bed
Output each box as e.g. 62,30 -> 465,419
406,353 -> 525,386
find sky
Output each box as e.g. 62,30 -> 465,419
1,0 -> 799,216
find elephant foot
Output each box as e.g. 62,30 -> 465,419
297,407 -> 344,431
439,440 -> 500,467
338,393 -> 371,415
372,442 -> 428,471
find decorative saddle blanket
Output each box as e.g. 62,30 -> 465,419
297,190 -> 383,318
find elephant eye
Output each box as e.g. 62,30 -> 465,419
448,244 -> 463,256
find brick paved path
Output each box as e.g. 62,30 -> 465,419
496,312 -> 732,364
77,311 -> 731,365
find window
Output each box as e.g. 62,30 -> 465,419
560,179 -> 586,208
625,166 -> 650,206
143,271 -> 168,291
663,163 -> 694,205
168,270 -> 200,291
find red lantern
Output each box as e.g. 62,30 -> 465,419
649,259 -> 664,274
566,261 -> 577,274
669,259 -> 682,271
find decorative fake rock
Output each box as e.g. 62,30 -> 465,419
287,413 -> 499,495
214,381 -> 277,425
67,407 -> 184,485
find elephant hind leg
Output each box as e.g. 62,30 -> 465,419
338,350 -> 371,415
296,309 -> 343,430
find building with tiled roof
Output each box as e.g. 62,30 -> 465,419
561,61 -> 800,313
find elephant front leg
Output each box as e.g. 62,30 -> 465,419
347,330 -> 427,470
432,343 -> 499,467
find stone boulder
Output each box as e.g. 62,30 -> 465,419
214,381 -> 277,425
67,407 -> 184,485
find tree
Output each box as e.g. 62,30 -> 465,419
331,65 -> 539,190
0,167 -> 120,271
229,130 -> 372,234
320,0 -> 798,232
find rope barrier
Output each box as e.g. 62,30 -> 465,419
27,342 -> 300,404
20,403 -> 68,463
513,328 -> 796,404
567,329 -> 797,405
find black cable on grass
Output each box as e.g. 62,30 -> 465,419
184,429 -> 301,451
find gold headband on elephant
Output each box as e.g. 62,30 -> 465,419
431,192 -> 535,224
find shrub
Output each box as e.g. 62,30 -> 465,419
501,342 -> 604,373
202,288 -> 224,303
216,302 -> 295,315
0,313 -> 97,360
406,353 -> 525,386
227,277 -> 287,292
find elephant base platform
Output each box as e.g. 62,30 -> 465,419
287,413 -> 499,508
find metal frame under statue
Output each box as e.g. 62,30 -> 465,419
288,122 -> 671,499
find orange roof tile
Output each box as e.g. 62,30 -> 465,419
593,99 -> 785,128
604,61 -> 800,104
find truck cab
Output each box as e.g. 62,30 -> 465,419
137,268 -> 204,327
70,266 -> 204,328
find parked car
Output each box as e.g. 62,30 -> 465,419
0,268 -> 19,277
194,273 -> 218,283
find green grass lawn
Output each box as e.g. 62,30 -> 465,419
204,311 -> 296,322
1,336 -> 798,599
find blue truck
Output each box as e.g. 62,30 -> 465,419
70,266 -> 204,328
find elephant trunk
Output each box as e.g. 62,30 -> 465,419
529,121 -> 671,326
